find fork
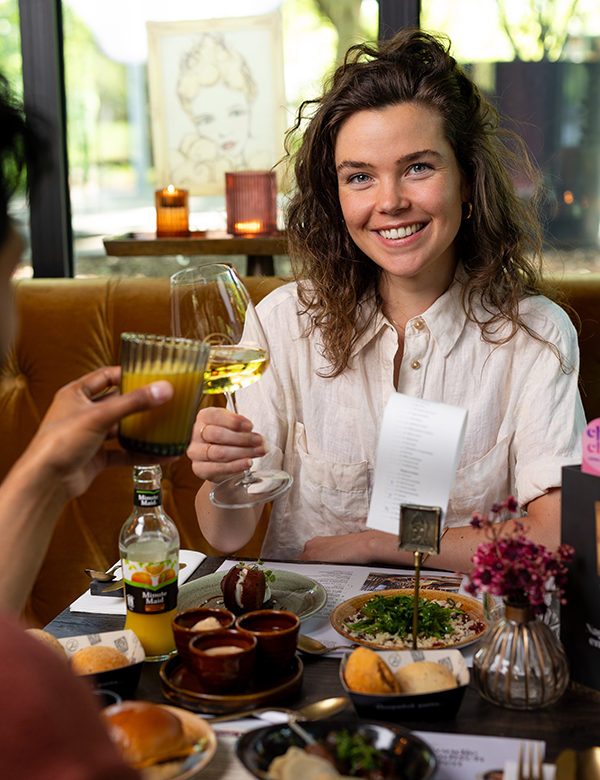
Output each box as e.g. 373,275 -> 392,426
517,742 -> 543,780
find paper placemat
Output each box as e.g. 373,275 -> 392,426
69,549 -> 206,615
413,732 -> 545,780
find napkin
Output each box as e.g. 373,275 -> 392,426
69,549 -> 206,615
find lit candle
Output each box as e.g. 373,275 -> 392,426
155,185 -> 190,237
225,172 -> 277,237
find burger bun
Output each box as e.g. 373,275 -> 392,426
101,700 -> 194,770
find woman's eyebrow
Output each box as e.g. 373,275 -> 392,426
336,149 -> 444,173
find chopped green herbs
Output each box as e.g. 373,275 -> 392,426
327,730 -> 382,775
343,594 -> 467,639
237,559 -> 276,584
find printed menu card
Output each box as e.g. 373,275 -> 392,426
367,392 -> 468,534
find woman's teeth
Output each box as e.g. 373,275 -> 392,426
378,223 -> 424,239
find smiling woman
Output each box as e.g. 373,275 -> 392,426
188,28 -> 585,574
334,103 -> 468,317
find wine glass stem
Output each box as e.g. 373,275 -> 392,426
226,392 -> 259,486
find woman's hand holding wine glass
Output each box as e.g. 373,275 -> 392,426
171,264 -> 292,507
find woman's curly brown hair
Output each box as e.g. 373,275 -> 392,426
284,28 -> 555,377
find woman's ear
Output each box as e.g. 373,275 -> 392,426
461,177 -> 473,203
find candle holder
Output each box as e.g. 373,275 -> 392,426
155,186 -> 190,237
225,171 -> 277,237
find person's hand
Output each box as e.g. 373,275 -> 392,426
187,406 -> 266,483
297,531 -> 379,564
25,366 -> 175,500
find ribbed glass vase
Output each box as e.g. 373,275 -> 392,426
473,599 -> 569,710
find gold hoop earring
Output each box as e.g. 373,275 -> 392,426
462,201 -> 473,220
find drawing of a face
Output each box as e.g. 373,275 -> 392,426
189,83 -> 251,162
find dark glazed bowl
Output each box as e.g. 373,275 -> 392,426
172,607 -> 236,671
340,649 -> 470,723
189,628 -> 257,694
236,718 -> 436,780
235,609 -> 300,674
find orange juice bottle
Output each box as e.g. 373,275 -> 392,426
119,465 -> 180,661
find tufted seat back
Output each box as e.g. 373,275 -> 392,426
0,276 -> 284,627
1,273 -> 599,626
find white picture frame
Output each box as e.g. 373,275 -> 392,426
147,13 -> 287,196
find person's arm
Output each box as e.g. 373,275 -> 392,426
0,366 -> 174,613
188,406 -> 265,554
298,488 -> 561,572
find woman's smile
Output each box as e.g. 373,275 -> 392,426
335,102 -> 469,290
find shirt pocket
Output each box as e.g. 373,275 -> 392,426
446,436 -> 510,527
278,422 -> 369,549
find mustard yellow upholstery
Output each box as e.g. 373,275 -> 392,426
0,273 -> 598,626
0,276 -> 283,627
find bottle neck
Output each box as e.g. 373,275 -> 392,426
133,486 -> 162,508
132,465 -> 163,507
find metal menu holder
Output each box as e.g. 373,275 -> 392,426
398,504 -> 442,649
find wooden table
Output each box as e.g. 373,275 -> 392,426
46,556 -> 600,764
103,233 -> 288,276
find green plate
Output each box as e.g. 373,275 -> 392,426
178,569 -> 328,621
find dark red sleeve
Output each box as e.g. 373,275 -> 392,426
0,611 -> 140,780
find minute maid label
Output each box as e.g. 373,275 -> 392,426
122,558 -> 178,614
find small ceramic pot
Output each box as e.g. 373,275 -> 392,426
235,609 -> 300,674
189,628 -> 257,694
172,608 -> 235,672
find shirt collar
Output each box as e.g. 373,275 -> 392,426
417,271 -> 468,357
350,266 -> 469,359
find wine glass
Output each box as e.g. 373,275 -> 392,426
170,263 -> 293,508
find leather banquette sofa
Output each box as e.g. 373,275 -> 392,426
1,273 -> 600,627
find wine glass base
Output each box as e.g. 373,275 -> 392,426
210,470 -> 293,508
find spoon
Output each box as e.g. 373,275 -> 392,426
208,695 -> 349,724
297,634 -> 357,655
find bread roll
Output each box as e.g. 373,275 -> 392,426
394,660 -> 457,694
25,629 -> 68,661
344,646 -> 400,694
101,701 -> 194,769
70,645 -> 130,675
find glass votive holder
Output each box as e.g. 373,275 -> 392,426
118,333 -> 209,456
225,171 -> 277,236
155,186 -> 190,237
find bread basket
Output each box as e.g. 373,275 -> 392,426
340,647 -> 469,722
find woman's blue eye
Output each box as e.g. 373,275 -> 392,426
411,163 -> 430,173
349,173 -> 371,184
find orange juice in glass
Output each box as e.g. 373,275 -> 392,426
118,333 -> 208,456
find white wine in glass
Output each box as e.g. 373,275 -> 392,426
170,264 -> 293,508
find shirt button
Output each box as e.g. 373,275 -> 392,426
411,360 -> 420,370
414,319 -> 424,330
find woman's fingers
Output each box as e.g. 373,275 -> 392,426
187,406 -> 266,481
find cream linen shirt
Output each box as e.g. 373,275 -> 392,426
236,278 -> 585,560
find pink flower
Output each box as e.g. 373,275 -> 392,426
466,496 -> 574,616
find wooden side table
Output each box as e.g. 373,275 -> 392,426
103,232 -> 288,276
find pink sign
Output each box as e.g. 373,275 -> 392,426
582,418 -> 600,476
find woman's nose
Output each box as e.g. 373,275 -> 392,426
376,179 -> 409,213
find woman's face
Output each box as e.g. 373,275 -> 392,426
189,83 -> 251,160
334,102 -> 469,292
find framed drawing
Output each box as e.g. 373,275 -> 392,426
147,14 -> 287,196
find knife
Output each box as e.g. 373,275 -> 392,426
555,749 -> 577,780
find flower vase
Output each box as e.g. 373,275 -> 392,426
473,599 -> 569,710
